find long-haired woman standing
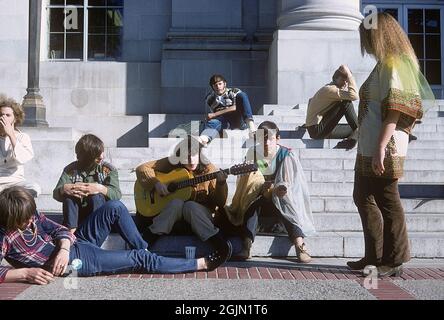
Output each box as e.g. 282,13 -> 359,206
349,13 -> 434,277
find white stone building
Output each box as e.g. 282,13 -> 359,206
0,0 -> 442,146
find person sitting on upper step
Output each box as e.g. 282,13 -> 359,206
198,74 -> 256,146
135,135 -> 232,267
53,134 -> 121,234
305,65 -> 359,150
0,187 -> 219,286
0,94 -> 41,197
215,121 -> 316,263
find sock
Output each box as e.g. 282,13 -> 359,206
246,119 -> 256,133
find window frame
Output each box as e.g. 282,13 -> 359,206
45,0 -> 124,62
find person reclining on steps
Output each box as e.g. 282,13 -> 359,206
53,134 -> 121,234
0,187 -> 223,285
135,135 -> 232,267
305,65 -> 359,150
198,74 -> 256,146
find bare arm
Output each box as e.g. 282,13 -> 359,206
372,110 -> 401,176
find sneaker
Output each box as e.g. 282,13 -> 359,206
377,264 -> 403,277
205,241 -> 233,271
295,243 -> 312,263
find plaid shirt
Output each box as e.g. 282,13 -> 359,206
205,87 -> 242,113
0,212 -> 76,283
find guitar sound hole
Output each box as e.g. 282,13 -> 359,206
167,183 -> 178,193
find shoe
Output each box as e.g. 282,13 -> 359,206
295,243 -> 312,263
334,139 -> 357,150
347,258 -> 372,270
232,237 -> 252,261
205,241 -> 233,271
409,134 -> 417,142
377,265 -> 403,277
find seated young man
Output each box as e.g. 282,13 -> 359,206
135,136 -> 232,264
53,134 -> 121,233
0,187 -> 224,285
0,94 -> 41,197
198,74 -> 256,146
305,65 -> 359,150
217,121 -> 316,263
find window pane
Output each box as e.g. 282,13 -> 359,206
426,61 -> 442,85
379,8 -> 398,21
106,35 -> 122,60
89,8 -> 106,34
48,8 -> 65,32
66,33 -> 83,59
66,0 -> 84,5
88,0 -> 106,6
49,34 -> 64,59
88,34 -> 106,60
408,9 -> 423,33
409,35 -> 424,59
106,8 -> 123,34
426,35 -> 441,60
50,0 -> 65,5
107,0 -> 123,6
426,9 -> 440,34
65,7 -> 84,33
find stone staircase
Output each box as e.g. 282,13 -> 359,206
26,102 -> 444,259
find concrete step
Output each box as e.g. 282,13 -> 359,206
99,231 -> 444,258
313,213 -> 444,232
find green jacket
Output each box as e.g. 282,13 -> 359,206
53,161 -> 122,203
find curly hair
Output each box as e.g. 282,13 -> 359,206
359,12 -> 419,68
0,94 -> 25,126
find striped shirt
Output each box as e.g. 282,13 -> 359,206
0,212 -> 76,283
205,88 -> 242,113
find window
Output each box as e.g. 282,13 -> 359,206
407,8 -> 441,85
46,0 -> 123,61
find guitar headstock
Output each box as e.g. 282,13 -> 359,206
229,162 -> 258,176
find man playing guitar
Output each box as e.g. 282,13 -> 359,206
135,136 -> 232,267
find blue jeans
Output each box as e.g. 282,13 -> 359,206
63,194 -> 106,229
202,92 -> 254,141
69,201 -> 198,276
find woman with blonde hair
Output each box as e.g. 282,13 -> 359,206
348,13 -> 434,276
0,94 -> 40,197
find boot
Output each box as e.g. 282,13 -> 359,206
295,243 -> 312,263
232,237 -> 252,261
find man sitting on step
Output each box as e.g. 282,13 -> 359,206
215,121 -> 316,263
305,65 -> 359,150
135,135 -> 232,266
53,134 -> 122,234
198,74 -> 256,146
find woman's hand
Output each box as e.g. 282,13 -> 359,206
372,148 -> 386,176
0,115 -> 15,138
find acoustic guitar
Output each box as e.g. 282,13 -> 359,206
134,163 -> 257,217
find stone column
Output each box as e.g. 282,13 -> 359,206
278,0 -> 363,31
22,0 -> 48,127
269,0 -> 375,105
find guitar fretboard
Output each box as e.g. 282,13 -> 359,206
175,169 -> 230,190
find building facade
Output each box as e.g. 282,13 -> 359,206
0,0 -> 442,146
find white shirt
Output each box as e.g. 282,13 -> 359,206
0,130 -> 34,185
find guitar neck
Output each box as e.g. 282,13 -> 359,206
175,168 -> 229,190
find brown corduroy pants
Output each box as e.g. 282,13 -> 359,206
353,173 -> 411,266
